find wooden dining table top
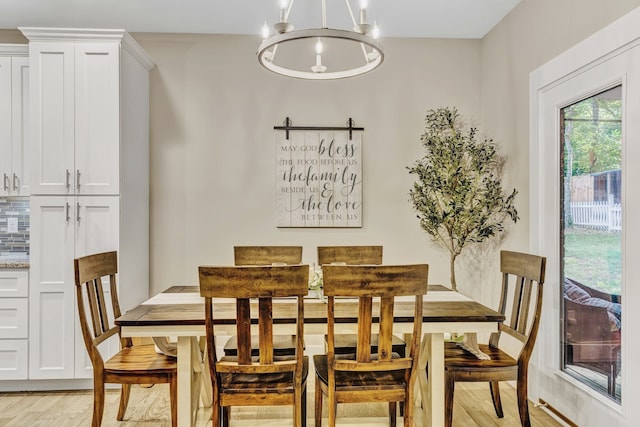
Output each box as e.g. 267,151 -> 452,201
116,284 -> 505,327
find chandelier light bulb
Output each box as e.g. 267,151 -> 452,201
262,21 -> 270,39
280,0 -> 288,22
311,38 -> 327,73
359,1 -> 368,24
372,21 -> 380,39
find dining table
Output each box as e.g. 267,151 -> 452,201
116,284 -> 505,427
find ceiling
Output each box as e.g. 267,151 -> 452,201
1,0 -> 521,39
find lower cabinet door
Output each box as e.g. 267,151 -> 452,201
0,298 -> 28,339
73,196 -> 120,379
29,196 -> 75,379
0,339 -> 28,380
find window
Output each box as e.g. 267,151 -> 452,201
561,86 -> 622,402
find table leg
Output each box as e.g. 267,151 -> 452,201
418,332 -> 444,427
177,336 -> 196,427
198,337 -> 213,408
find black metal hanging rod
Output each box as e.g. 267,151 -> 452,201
274,117 -> 364,140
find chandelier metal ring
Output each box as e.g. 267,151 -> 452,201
258,28 -> 384,80
258,0 -> 384,80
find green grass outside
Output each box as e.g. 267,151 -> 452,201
564,227 -> 621,294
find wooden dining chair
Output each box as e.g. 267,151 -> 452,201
199,264 -> 310,427
317,246 -> 406,357
317,245 -> 383,266
442,250 -> 546,427
74,251 -> 177,427
222,245 -> 303,357
314,264 -> 429,427
234,245 -> 303,266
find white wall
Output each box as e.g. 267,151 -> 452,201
133,34 -> 483,295
476,0 -> 640,307
483,1 -> 640,425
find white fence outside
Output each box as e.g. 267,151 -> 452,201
570,200 -> 621,231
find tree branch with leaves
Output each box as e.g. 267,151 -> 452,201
408,107 -> 518,291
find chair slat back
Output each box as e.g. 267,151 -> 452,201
322,264 -> 428,370
199,264 -> 309,369
490,251 -> 546,361
317,245 -> 383,266
74,251 -> 125,364
234,246 -> 302,266
200,265 -> 308,298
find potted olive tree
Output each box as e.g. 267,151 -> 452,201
408,107 -> 518,291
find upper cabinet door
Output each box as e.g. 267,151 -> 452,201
0,53 -> 29,197
0,57 -> 11,197
29,42 -> 75,195
74,43 -> 120,195
11,56 -> 30,195
30,42 -> 120,195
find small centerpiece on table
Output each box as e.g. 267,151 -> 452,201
308,266 -> 324,300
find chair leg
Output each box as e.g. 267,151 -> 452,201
222,406 -> 230,427
212,393 -> 221,427
92,378 -> 105,427
404,389 -> 414,427
489,381 -> 504,418
389,401 -> 397,427
444,372 -> 455,427
328,390 -> 337,427
169,375 -> 178,427
117,384 -> 131,421
294,384 -> 302,427
608,362 -> 617,396
516,370 -> 531,427
314,379 -> 323,427
302,381 -> 307,427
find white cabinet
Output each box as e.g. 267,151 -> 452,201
0,46 -> 29,197
27,41 -> 120,195
29,196 -> 119,379
21,28 -> 155,382
0,269 -> 29,380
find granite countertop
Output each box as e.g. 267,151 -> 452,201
0,253 -> 30,269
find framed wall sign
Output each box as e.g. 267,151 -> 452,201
275,118 -> 363,228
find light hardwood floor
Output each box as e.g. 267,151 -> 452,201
0,381 -> 562,427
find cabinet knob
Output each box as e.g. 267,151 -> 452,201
13,173 -> 19,192
66,169 -> 71,190
2,173 -> 8,191
76,170 -> 81,191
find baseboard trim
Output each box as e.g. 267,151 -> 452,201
537,398 -> 578,427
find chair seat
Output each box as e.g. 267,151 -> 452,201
330,333 -> 406,357
313,354 -> 406,391
104,344 -> 177,375
223,334 -> 301,356
218,355 -> 309,393
444,342 -> 517,371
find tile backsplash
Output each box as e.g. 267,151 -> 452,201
0,197 -> 30,255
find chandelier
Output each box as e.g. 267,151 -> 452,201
258,0 -> 384,80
